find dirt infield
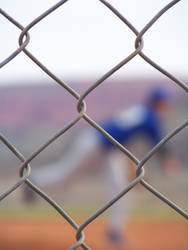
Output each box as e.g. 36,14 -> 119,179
0,219 -> 187,250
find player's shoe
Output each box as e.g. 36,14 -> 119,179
106,229 -> 131,249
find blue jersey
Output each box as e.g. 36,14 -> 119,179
98,104 -> 164,149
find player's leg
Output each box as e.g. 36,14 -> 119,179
104,149 -> 130,246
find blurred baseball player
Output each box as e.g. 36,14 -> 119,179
24,86 -> 180,248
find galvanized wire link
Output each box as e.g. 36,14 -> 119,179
0,9 -> 30,68
0,133 -> 31,201
0,0 -> 187,249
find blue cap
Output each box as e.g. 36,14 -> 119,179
148,87 -> 169,103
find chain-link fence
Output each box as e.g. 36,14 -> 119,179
0,0 -> 187,249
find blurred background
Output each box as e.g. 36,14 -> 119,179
0,0 -> 188,249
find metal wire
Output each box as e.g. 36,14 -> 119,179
0,0 -> 187,249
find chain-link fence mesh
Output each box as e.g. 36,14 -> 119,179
0,0 -> 187,249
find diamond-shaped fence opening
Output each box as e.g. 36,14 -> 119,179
0,0 -> 187,249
